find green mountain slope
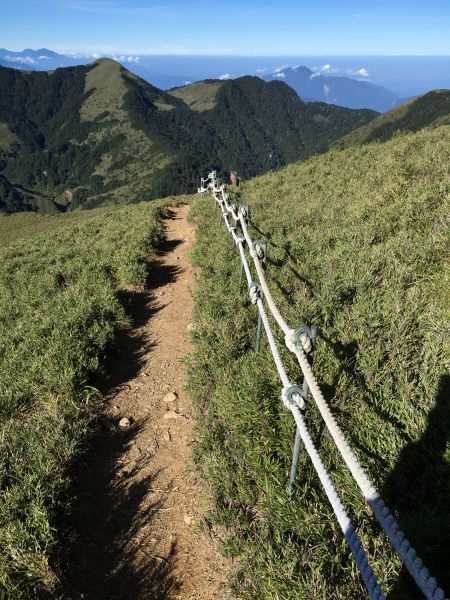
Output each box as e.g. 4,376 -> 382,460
190,124 -> 450,599
0,59 -> 179,212
0,61 -> 377,212
332,89 -> 450,149
170,79 -> 224,111
193,76 -> 377,177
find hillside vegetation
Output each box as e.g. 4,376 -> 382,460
0,60 -> 376,213
0,198 -> 176,596
189,124 -> 449,599
333,89 -> 450,149
170,79 -> 224,111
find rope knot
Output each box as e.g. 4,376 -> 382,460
249,282 -> 262,305
238,205 -> 250,220
301,335 -> 313,353
285,327 -> 314,354
255,243 -> 265,260
281,384 -> 306,411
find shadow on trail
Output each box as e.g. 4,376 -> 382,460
384,374 -> 450,599
63,421 -> 180,600
58,221 -> 184,599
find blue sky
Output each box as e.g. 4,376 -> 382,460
1,0 -> 449,56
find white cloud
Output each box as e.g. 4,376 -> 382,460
183,80 -> 192,86
37,55 -> 52,60
219,73 -> 231,80
4,55 -> 36,65
356,67 -> 370,78
323,83 -> 331,97
273,72 -> 285,78
274,64 -> 289,74
310,64 -> 338,79
256,67 -> 267,74
347,67 -> 370,78
112,55 -> 141,64
62,51 -> 86,58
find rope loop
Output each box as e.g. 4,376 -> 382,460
282,384 -> 306,410
238,204 -> 250,221
285,326 -> 314,354
249,282 -> 262,305
255,242 -> 265,260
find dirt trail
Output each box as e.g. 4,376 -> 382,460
66,204 -> 229,599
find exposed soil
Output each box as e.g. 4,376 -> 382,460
65,204 -> 229,599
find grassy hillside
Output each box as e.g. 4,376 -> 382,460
189,125 -> 449,599
333,89 -> 450,149
0,59 -> 179,212
170,80 -> 224,111
0,122 -> 17,150
0,197 -> 178,597
0,61 -> 376,213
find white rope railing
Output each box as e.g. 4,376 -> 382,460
200,175 -> 385,600
198,171 -> 448,600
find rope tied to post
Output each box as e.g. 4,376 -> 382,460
285,328 -> 314,354
282,385 -> 306,410
249,282 -> 262,305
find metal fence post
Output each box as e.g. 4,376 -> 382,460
252,241 -> 267,353
287,428 -> 302,496
255,294 -> 263,352
287,324 -> 318,496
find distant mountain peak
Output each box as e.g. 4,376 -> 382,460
265,65 -> 401,112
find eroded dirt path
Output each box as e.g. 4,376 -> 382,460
66,204 -> 228,599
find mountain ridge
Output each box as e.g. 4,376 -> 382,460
0,59 -> 377,213
331,89 -> 450,148
0,48 -> 418,111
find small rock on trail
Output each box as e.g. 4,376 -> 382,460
164,391 -> 178,403
163,410 -> 186,420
